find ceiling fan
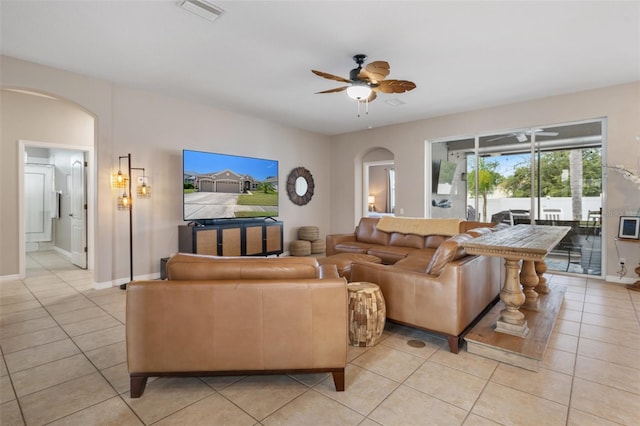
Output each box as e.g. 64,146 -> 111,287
311,54 -> 416,104
487,128 -> 559,143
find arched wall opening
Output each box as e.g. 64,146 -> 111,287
1,87 -> 96,280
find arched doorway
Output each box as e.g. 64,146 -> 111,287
2,88 -> 96,279
363,148 -> 395,216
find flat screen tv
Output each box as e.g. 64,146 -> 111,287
183,149 -> 279,222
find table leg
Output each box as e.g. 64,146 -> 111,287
534,260 -> 550,294
626,263 -> 640,292
520,260 -> 539,310
496,258 -> 529,337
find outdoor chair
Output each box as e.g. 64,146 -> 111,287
543,208 -> 562,220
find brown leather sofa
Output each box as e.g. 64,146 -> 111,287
326,217 -> 504,353
326,217 -> 496,263
126,254 -> 348,398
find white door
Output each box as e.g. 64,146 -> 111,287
70,153 -> 87,268
25,164 -> 54,243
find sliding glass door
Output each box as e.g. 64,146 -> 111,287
429,119 -> 604,276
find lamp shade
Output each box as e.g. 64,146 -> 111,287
117,192 -> 131,210
112,170 -> 128,188
347,84 -> 372,100
137,176 -> 151,199
368,195 -> 375,204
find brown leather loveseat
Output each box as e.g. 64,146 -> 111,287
326,217 -> 505,353
126,254 -> 348,397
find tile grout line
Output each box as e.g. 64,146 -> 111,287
11,253 -> 146,425
563,274 -> 587,425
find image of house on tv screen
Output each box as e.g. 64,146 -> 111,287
183,150 -> 279,221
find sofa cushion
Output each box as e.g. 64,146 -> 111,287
406,247 -> 438,259
425,234 -> 473,276
167,253 -> 319,280
355,217 -> 390,245
394,255 -> 434,273
334,242 -> 374,254
424,235 -> 448,248
389,232 -> 425,249
366,245 -> 415,264
318,253 -> 382,280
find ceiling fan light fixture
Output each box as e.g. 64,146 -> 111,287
179,0 -> 224,22
346,84 -> 372,100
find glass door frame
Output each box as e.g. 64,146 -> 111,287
427,118 -> 606,278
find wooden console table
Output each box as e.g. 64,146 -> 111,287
462,224 -> 570,337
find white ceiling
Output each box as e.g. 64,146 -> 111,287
1,1 -> 639,136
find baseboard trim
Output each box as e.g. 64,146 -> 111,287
0,274 -> 21,282
97,272 -> 162,289
604,275 -> 637,285
53,246 -> 72,260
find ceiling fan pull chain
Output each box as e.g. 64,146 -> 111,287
366,98 -> 369,115
357,100 -> 361,117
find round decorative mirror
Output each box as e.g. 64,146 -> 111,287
295,176 -> 308,196
287,167 -> 314,206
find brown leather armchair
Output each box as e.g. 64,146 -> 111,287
126,254 -> 348,397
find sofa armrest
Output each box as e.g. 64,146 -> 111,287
319,263 -> 340,279
326,233 -> 356,256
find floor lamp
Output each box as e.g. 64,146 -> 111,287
113,153 -> 151,290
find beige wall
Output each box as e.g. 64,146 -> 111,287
330,82 -> 640,279
0,90 -> 94,275
2,55 -> 638,283
1,56 -> 331,285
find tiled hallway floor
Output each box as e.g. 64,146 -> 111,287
1,251 -> 639,425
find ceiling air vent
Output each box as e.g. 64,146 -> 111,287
384,98 -> 406,107
179,0 -> 225,22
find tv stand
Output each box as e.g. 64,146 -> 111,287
179,220 -> 283,257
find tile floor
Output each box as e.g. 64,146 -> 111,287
1,251 -> 639,425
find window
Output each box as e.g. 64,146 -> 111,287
429,119 -> 604,277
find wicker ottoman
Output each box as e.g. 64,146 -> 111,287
298,226 -> 319,241
317,253 -> 382,281
310,239 -> 325,254
347,282 -> 386,347
289,240 -> 311,256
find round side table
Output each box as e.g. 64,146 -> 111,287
347,282 -> 386,347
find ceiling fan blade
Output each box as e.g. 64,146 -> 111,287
315,86 -> 348,94
486,134 -> 514,142
377,80 -> 417,94
527,129 -> 559,137
359,61 -> 390,83
311,70 -> 351,83
486,129 -> 559,143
